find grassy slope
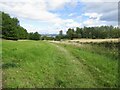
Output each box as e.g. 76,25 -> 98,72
2,40 -> 96,88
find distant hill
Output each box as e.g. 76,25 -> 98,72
41,34 -> 58,37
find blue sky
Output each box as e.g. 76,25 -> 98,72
0,0 -> 118,34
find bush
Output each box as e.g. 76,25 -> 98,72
5,37 -> 18,41
54,36 -> 61,41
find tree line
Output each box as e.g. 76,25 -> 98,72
56,26 -> 120,40
1,11 -> 40,40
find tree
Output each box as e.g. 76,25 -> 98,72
59,30 -> 63,36
1,11 -> 28,40
76,27 -> 83,38
55,35 -> 61,41
17,26 -> 28,39
59,30 -> 63,39
28,32 -> 41,40
66,28 -> 75,40
58,25 -> 120,39
33,32 -> 40,40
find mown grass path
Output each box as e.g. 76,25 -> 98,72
50,43 -> 97,87
54,42 -> 118,88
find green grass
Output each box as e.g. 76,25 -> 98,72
2,40 -> 118,88
59,43 -> 118,87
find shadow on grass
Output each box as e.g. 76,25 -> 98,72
2,62 -> 20,69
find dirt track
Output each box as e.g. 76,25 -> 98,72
68,38 -> 119,43
50,38 -> 119,46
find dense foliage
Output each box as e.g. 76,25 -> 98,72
28,32 -> 41,40
57,26 -> 120,40
1,11 -> 40,40
1,12 -> 27,40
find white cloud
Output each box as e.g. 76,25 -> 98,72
81,1 -> 118,27
46,0 -> 70,10
83,12 -> 106,27
0,1 -> 61,23
82,12 -> 117,27
66,20 -> 82,28
22,24 -> 37,33
83,19 -> 106,27
0,1 -> 80,27
22,23 -> 60,34
0,0 -> 118,33
82,2 -> 118,22
83,12 -> 102,20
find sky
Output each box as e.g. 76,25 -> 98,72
0,0 -> 119,34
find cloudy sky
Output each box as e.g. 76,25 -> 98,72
0,0 -> 119,34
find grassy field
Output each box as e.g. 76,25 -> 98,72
2,40 -> 118,88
